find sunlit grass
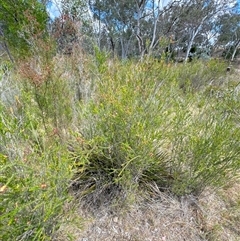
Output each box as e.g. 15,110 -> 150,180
1,53 -> 240,240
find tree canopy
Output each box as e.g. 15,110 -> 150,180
1,0 -> 240,61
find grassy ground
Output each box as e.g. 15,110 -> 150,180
1,49 -> 240,240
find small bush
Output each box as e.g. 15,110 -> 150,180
71,57 -> 240,203
0,93 -> 73,240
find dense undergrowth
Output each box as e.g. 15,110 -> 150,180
1,49 -> 240,240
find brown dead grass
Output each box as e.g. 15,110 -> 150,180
199,180 -> 240,241
54,178 -> 240,241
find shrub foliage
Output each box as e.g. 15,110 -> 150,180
1,51 -> 240,239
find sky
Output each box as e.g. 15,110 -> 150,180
47,1 -> 61,19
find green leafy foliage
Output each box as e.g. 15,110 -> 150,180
0,0 -> 49,58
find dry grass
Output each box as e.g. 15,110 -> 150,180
199,179 -> 240,241
53,178 -> 240,241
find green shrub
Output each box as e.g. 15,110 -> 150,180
165,92 -> 240,195
1,51 -> 239,239
17,56 -> 74,130
72,57 -> 240,201
0,97 -> 73,240
71,60 -> 172,204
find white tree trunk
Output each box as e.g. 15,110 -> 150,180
184,16 -> 208,62
231,40 -> 240,61
184,33 -> 195,62
135,0 -> 146,57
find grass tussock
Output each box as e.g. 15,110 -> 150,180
72,58 -> 240,200
1,49 -> 240,240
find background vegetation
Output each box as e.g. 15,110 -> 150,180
1,0 -> 240,240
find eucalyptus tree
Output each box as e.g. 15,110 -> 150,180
132,0 -> 180,58
55,0 -> 238,60
168,0 -> 236,62
144,0 -> 181,57
88,0 -> 179,58
50,0 -> 94,53
215,10 -> 240,60
89,0 -> 137,58
60,0 -> 89,20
